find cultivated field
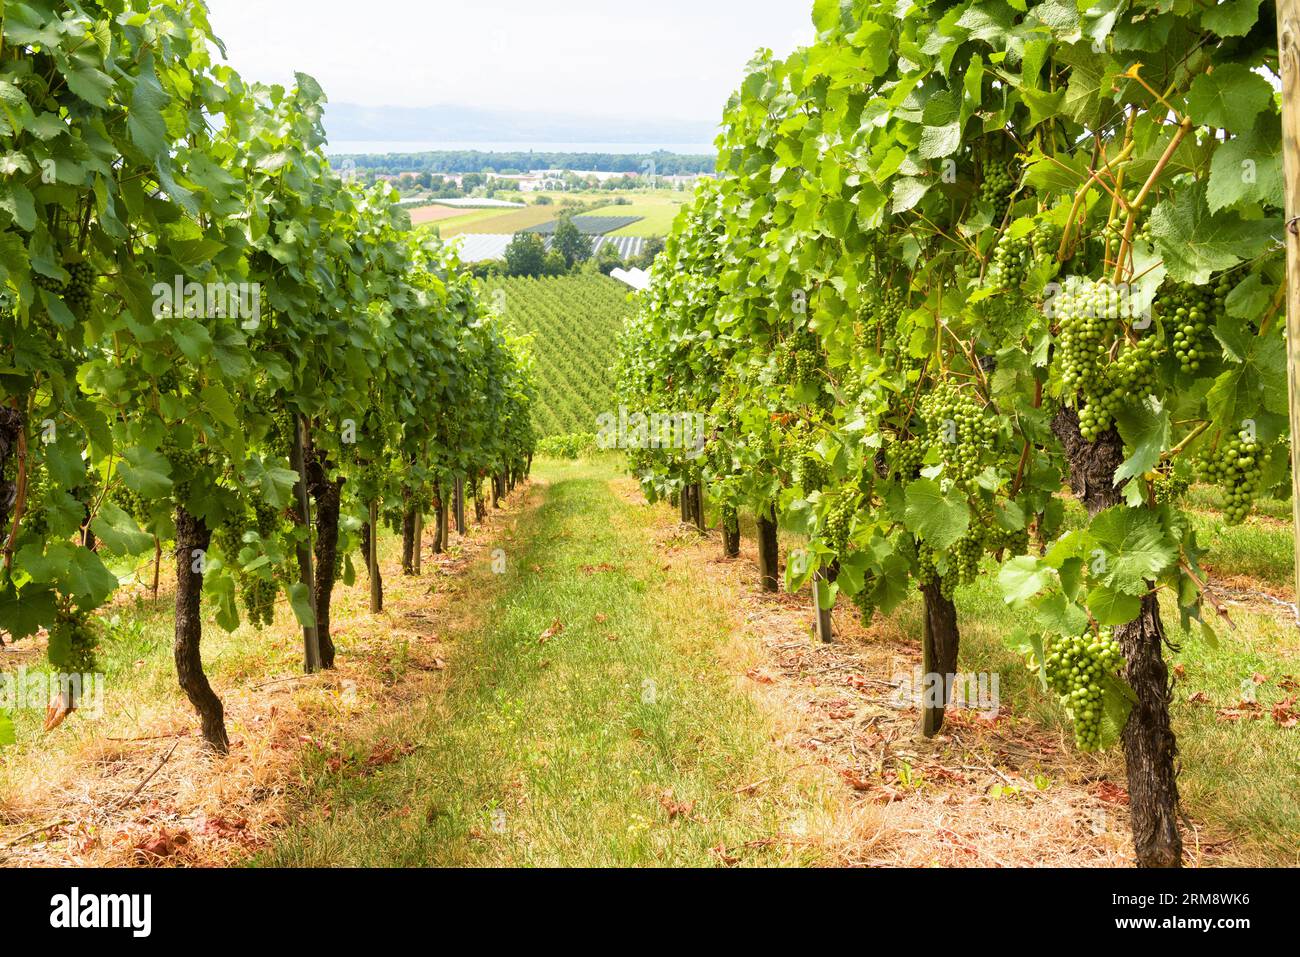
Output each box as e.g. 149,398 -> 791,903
486,274 -> 632,437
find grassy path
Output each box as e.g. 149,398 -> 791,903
260,460 -> 825,866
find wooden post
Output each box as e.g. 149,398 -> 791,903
151,536 -> 161,603
813,562 -> 838,644
1277,0 -> 1300,603
291,415 -> 321,673
455,477 -> 466,535
368,499 -> 382,613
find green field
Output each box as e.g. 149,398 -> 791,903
426,205 -> 558,237
487,274 -> 633,438
589,191 -> 688,236
414,190 -> 688,239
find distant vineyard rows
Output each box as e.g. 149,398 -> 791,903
489,275 -> 633,438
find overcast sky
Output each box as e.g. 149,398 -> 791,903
203,0 -> 813,124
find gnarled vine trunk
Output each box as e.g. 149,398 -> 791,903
0,406 -> 23,547
689,483 -> 705,531
432,492 -> 444,555
174,506 -> 229,753
757,506 -> 779,593
1052,406 -> 1182,868
920,580 -> 960,737
454,477 -> 466,535
307,448 -> 341,670
401,505 -> 417,576
435,486 -> 450,554
722,506 -> 740,559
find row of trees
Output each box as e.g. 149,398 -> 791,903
498,223 -> 664,279
336,150 -> 716,177
617,0 -> 1286,868
0,0 -> 535,751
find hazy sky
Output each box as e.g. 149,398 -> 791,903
203,0 -> 814,124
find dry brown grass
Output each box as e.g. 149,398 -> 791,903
642,494 -> 1243,868
0,485 -> 535,867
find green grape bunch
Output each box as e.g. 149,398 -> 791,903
1092,333 -> 1165,424
1053,277 -> 1165,440
1195,429 -> 1271,524
859,285 -> 904,350
161,440 -> 206,503
111,482 -> 149,524
1123,187 -> 1155,245
920,383 -> 995,486
777,326 -> 823,389
986,230 -> 1030,293
1043,630 -> 1125,751
822,492 -> 859,554
1031,221 -> 1060,264
65,261 -> 95,311
33,270 -> 68,296
1158,279 -> 1228,375
980,160 -> 1016,224
214,508 -> 278,629
884,433 -> 924,482
785,424 -> 827,492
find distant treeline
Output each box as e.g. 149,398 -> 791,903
333,150 -> 716,176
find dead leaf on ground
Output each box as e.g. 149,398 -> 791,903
133,827 -> 190,860
1091,781 -> 1130,806
658,789 -> 695,820
710,842 -> 740,866
1271,697 -> 1298,729
841,770 -> 874,791
538,619 -> 565,644
199,815 -> 248,839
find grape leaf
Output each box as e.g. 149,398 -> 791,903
0,584 -> 58,641
118,447 -> 173,498
287,582 -> 317,630
90,502 -> 154,556
999,555 -> 1054,605
1089,507 -> 1179,595
1112,399 -> 1170,486
1086,584 -> 1142,626
1149,184 -> 1277,284
1207,114 -> 1283,213
1185,64 -> 1273,133
904,478 -> 970,549
1200,0 -> 1265,38
68,550 -> 120,607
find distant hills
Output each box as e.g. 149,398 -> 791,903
324,102 -> 718,146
